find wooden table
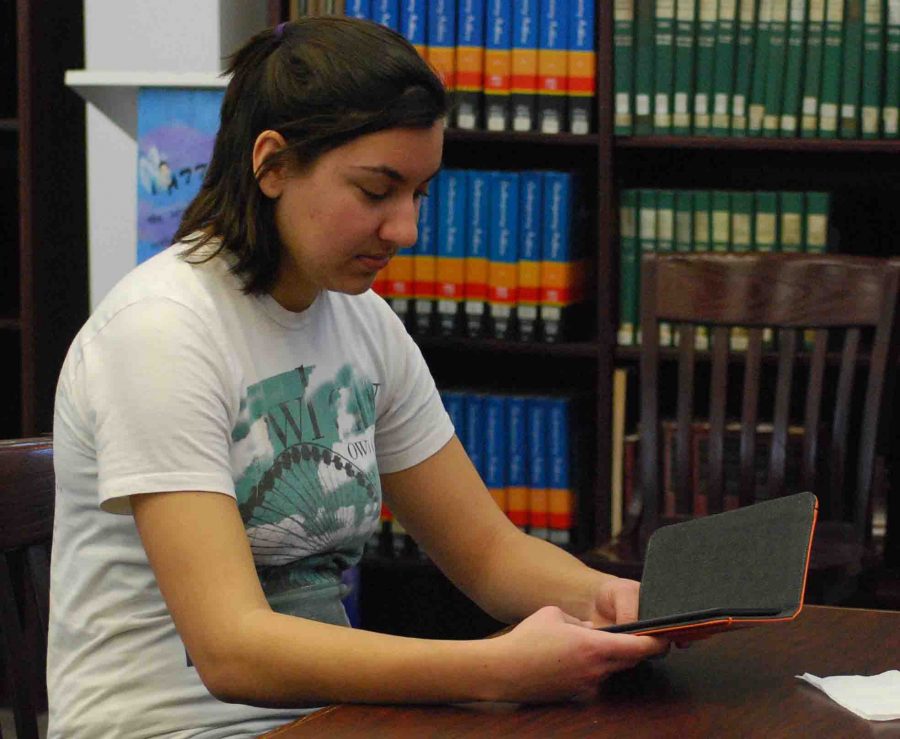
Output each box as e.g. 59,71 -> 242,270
261,606 -> 900,738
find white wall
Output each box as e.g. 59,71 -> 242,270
81,0 -> 268,307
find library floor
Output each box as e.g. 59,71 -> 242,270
0,708 -> 47,738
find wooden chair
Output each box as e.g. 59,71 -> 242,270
598,254 -> 900,604
0,438 -> 54,739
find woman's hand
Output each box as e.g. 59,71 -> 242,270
483,605 -> 668,704
589,575 -> 643,626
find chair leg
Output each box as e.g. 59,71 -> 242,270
0,557 -> 39,739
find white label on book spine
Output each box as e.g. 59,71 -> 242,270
636,95 -> 650,114
655,94 -> 670,113
733,95 -> 746,116
616,92 -> 631,113
695,94 -> 708,114
674,92 -> 688,113
714,94 -> 728,114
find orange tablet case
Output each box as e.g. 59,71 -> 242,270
602,492 -> 819,640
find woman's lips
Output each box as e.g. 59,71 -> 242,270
357,253 -> 392,271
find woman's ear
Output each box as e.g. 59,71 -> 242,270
252,130 -> 289,198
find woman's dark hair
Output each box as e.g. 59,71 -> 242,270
174,17 -> 447,294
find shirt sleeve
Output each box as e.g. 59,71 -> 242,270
80,297 -> 239,513
373,307 -> 454,474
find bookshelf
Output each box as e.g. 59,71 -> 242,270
0,0 -> 88,437
268,1 -> 900,569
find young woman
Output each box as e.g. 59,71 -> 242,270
47,17 -> 666,738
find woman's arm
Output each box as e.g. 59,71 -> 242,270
381,435 -> 638,626
132,487 -> 663,708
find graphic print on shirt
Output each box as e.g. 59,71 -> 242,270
230,363 -> 381,604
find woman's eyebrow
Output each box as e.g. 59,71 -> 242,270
352,165 -> 442,185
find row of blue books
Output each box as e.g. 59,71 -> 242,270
374,168 -> 587,343
320,0 -> 597,134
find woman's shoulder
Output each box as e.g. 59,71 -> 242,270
81,242 -> 240,344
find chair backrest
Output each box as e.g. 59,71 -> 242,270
635,254 -> 900,551
0,437 -> 54,739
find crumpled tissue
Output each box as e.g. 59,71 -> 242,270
796,670 -> 900,722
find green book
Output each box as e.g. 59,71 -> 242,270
636,189 -> 658,345
615,0 -> 637,135
674,190 -> 695,252
754,191 -> 780,252
634,0 -> 657,134
711,190 -> 732,253
779,191 -> 805,254
749,0 -> 774,134
861,0 -> 885,138
712,0 -> 739,135
655,0 -> 678,132
819,0 -> 846,137
656,190 -> 676,345
762,0 -> 790,136
804,191 -> 831,254
801,0 -> 828,137
674,0 -> 698,134
692,190 -> 712,350
618,190 -> 639,346
694,0 -> 720,135
731,0 -> 759,135
885,0 -> 900,136
780,0 -> 808,136
840,0 -> 866,137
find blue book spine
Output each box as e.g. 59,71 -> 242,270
526,397 -> 549,539
400,0 -> 427,55
540,171 -> 576,342
546,396 -> 573,546
346,0 -> 371,19
464,170 -> 490,337
435,169 -> 467,336
485,395 -> 508,514
568,0 -> 596,133
488,170 -> 520,339
426,0 -> 457,95
464,393 -> 486,478
456,0 -> 486,129
484,0 -> 514,131
412,172 -> 438,334
373,0 -> 399,31
507,396 -> 529,529
440,390 -> 466,443
512,0 -> 540,131
517,170 -> 543,341
537,0 -> 570,133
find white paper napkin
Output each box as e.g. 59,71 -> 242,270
796,670 -> 900,721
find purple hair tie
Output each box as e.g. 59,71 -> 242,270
275,21 -> 287,38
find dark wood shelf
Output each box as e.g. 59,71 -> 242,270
0,118 -> 18,132
616,135 -> 900,154
446,128 -> 600,147
415,334 -> 600,358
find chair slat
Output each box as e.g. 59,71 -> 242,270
739,328 -> 763,506
768,328 -> 797,498
828,329 -> 860,518
707,326 -> 730,513
852,270 -> 900,538
675,323 -> 696,514
801,329 -> 828,493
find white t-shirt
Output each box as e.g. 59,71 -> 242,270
47,243 -> 454,738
